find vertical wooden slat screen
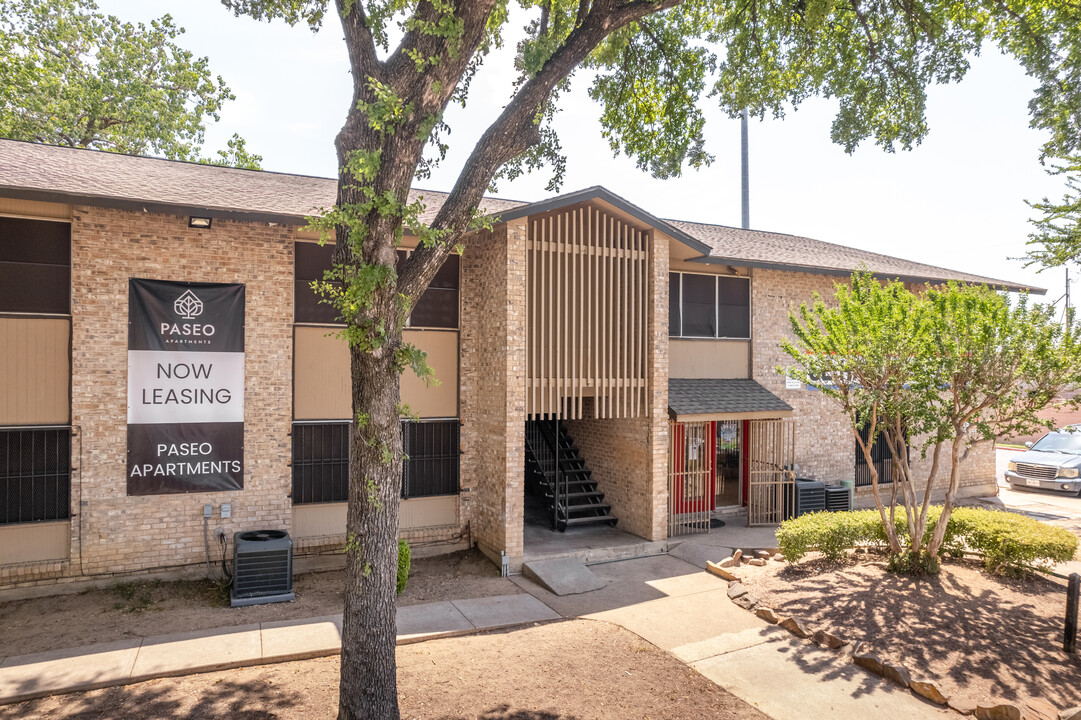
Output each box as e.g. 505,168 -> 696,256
526,205 -> 650,420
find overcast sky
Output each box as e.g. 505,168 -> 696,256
97,0 -> 1076,308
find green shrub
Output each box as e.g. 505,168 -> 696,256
945,506 -> 1077,574
777,505 -> 1078,574
397,539 -> 411,595
777,508 -> 885,562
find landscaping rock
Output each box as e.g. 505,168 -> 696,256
851,644 -> 884,675
734,594 -> 758,610
975,701 -> 1023,720
772,553 -> 785,562
909,678 -> 949,706
779,616 -> 812,639
949,696 -> 979,716
812,629 -> 846,650
755,550 -> 772,559
756,607 -> 782,624
718,555 -> 738,568
1059,707 -> 1081,720
731,549 -> 743,564
727,582 -> 748,600
881,662 -> 911,688
706,561 -> 739,582
747,558 -> 768,566
1024,699 -> 1059,720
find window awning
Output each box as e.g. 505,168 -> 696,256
668,378 -> 793,422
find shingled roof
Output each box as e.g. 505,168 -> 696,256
668,379 -> 793,420
666,218 -> 1036,293
0,139 -> 525,225
0,139 -> 1038,292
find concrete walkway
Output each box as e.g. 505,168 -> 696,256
2,550 -> 954,718
511,553 -> 951,720
0,593 -> 558,705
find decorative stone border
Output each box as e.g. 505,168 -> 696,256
707,550 -> 1081,720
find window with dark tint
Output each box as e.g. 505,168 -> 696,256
291,422 -> 350,503
717,277 -> 750,338
680,274 -> 716,337
0,218 -> 70,314
402,420 -> 460,498
0,427 -> 71,524
669,272 -> 681,336
295,244 -> 459,327
294,242 -> 340,324
291,419 -> 461,504
409,254 -> 459,328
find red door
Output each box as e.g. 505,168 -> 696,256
671,421 -> 717,515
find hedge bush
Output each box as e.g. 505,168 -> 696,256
397,539 -> 411,595
777,505 -> 1077,574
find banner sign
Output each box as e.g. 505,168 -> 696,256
127,278 -> 245,495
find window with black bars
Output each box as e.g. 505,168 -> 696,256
402,420 -> 460,498
291,422 -> 350,504
854,425 -> 906,487
1,427 -> 71,524
291,420 -> 460,504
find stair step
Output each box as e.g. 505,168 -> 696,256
563,491 -> 604,500
562,502 -> 612,514
563,515 -> 619,528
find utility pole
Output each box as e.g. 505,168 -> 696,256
1067,267 -> 1071,334
741,108 -> 750,230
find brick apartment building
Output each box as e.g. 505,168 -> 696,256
0,140 -> 1037,591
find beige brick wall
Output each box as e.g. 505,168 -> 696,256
62,206 -> 296,579
751,268 -> 996,501
458,220 -> 527,568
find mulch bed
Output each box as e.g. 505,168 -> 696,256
738,553 -> 1081,709
0,620 -> 768,720
0,548 -> 518,659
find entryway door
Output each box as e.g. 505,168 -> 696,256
747,419 -> 796,526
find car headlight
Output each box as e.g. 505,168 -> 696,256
1008,461 -> 1017,472
1058,468 -> 1079,478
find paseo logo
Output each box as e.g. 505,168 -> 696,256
160,289 -> 215,339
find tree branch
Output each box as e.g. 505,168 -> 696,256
399,0 -> 682,300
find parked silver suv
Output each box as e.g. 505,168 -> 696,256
1005,425 -> 1081,496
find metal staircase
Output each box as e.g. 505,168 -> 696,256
524,420 -> 618,532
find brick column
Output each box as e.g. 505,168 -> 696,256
459,220 -> 527,570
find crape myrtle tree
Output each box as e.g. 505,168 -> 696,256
0,0 -> 261,168
217,1 -> 1081,718
782,274 -> 1081,573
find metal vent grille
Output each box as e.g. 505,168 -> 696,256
231,530 -> 295,606
1016,463 -> 1058,480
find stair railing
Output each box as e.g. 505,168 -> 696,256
525,419 -> 562,530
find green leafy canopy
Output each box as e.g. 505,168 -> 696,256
0,0 -> 261,167
781,272 -> 1081,568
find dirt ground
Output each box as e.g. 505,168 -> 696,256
0,620 -> 767,720
738,553 -> 1081,709
0,548 -> 518,659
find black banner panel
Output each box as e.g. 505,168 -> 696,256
127,278 -> 245,495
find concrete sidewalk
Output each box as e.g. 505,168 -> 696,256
512,553 -> 951,720
0,593 -> 558,705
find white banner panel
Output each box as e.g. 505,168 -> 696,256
128,350 -> 245,424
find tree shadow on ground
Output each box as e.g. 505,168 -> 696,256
750,557 -> 1081,706
0,677 -> 303,720
438,706 -> 575,720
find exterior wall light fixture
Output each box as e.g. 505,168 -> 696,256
189,217 -> 213,229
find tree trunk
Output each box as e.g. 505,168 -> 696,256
926,435 -> 965,559
338,325 -> 405,720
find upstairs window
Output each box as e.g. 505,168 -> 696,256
294,241 -> 339,324
669,272 -> 750,339
397,250 -> 459,329
294,241 -> 459,329
0,217 -> 70,315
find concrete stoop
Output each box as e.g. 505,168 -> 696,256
522,557 -> 606,596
